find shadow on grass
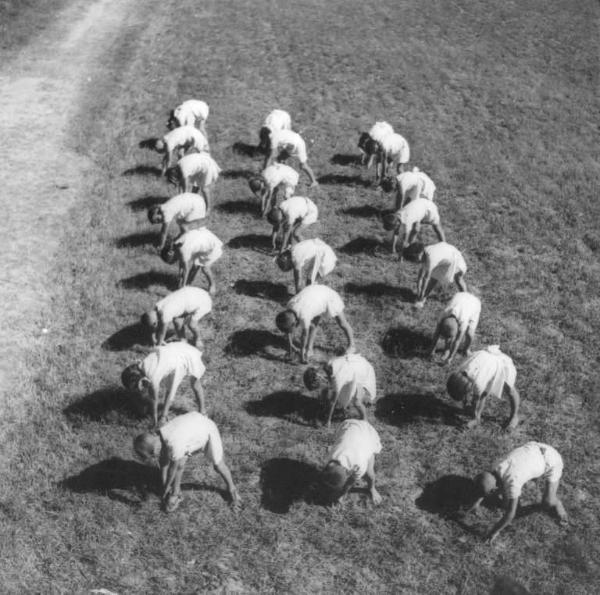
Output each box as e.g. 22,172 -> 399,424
341,205 -> 381,218
381,325 -> 431,357
415,474 -> 477,519
127,195 -> 165,212
330,153 -> 362,166
338,237 -> 381,256
221,169 -> 254,180
217,199 -> 259,215
119,270 -> 178,291
228,233 -> 272,253
115,231 -> 156,248
491,576 -> 532,595
63,387 -> 146,424
345,282 -> 414,302
260,458 -> 321,513
102,322 -> 148,351
245,390 -> 321,426
225,329 -> 286,361
318,173 -> 370,187
231,142 -> 263,158
60,458 -> 159,505
375,392 -> 460,427
233,280 -> 290,303
122,164 -> 162,177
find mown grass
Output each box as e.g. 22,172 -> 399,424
2,0 -> 600,592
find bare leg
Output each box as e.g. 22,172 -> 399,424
305,317 -> 321,362
335,313 -> 356,354
188,319 -> 201,347
504,386 -> 520,430
203,265 -> 216,294
172,317 -> 186,341
300,162 -> 318,186
365,455 -> 382,504
355,399 -> 368,420
187,263 -> 201,286
293,267 -> 302,294
201,186 -> 212,214
455,272 -> 468,292
467,393 -> 488,428
542,480 -> 568,522
429,322 -> 442,358
214,459 -> 241,506
191,378 -> 206,414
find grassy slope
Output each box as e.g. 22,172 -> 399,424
2,0 -> 599,592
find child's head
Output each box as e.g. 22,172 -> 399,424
473,471 -> 498,498
141,309 -> 158,331
248,175 -> 265,196
276,250 -> 293,272
275,309 -> 298,334
357,132 -> 370,151
258,127 -> 272,152
446,371 -> 473,402
121,363 -> 144,393
380,176 -> 396,193
154,138 -> 166,153
318,462 -> 351,503
147,206 -> 164,225
267,207 -> 284,228
439,316 -> 458,342
382,212 -> 400,232
133,432 -> 161,462
303,366 -> 324,391
160,241 -> 178,265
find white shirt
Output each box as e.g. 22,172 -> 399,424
381,132 -> 410,163
368,121 -> 394,144
178,153 -> 221,187
423,242 -> 467,285
328,354 -> 377,409
159,412 -> 224,464
176,228 -> 223,266
280,196 -> 318,228
263,109 -> 292,132
173,100 -> 209,126
398,198 -> 440,229
440,292 -> 481,334
263,163 -> 299,196
162,126 -> 209,153
329,420 -> 382,477
494,442 -> 564,500
155,287 -> 212,323
287,284 -> 345,330
141,341 -> 205,393
291,238 -> 337,280
160,193 -> 206,224
397,167 -> 436,203
270,129 -> 308,163
459,345 -> 516,399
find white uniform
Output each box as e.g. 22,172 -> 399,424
162,126 -> 209,154
160,193 -> 206,225
328,420 -> 382,477
493,442 -> 564,501
263,109 -> 292,132
159,412 -> 224,464
458,345 -> 516,399
328,354 -> 377,409
369,121 -> 394,144
155,286 -> 212,324
141,341 -> 205,394
381,132 -> 410,164
173,100 -> 209,127
287,284 -> 345,330
399,198 -> 441,230
178,153 -> 222,188
176,228 -> 223,267
440,292 -> 481,335
270,129 -> 308,163
397,167 -> 436,203
423,242 -> 467,286
263,163 -> 299,198
291,238 -> 337,281
280,196 -> 319,228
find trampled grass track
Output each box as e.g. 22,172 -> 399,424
1,0 -> 599,592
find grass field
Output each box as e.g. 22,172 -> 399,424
1,0 -> 599,592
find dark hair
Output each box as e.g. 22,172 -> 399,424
248,176 -> 265,194
275,310 -> 298,333
258,127 -> 272,153
267,207 -> 283,227
148,206 -> 163,224
403,241 -> 425,263
446,372 -> 471,402
303,367 -> 321,391
382,212 -> 399,231
121,364 -> 142,391
364,139 -> 380,156
357,132 -> 371,151
380,176 -> 396,193
276,250 -> 293,272
160,241 -> 178,265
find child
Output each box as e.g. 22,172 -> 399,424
467,442 -> 567,542
121,341 -> 206,427
248,163 -> 299,216
430,292 -> 481,363
263,128 -> 318,186
170,228 -> 223,294
141,286 -> 212,347
383,167 -> 436,210
147,192 -> 207,250
167,152 -> 221,214
414,241 -> 467,307
168,99 -> 209,135
319,419 -> 383,505
276,238 -> 337,294
304,353 -> 377,427
358,121 -> 394,167
268,196 -> 319,254
258,109 -> 292,153
382,198 -> 445,259
446,345 -> 520,429
373,132 -> 410,184
275,284 -> 355,363
154,126 -> 209,175
133,411 -> 240,512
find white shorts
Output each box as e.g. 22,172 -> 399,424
194,244 -> 223,267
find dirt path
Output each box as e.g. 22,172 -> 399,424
0,0 -> 136,402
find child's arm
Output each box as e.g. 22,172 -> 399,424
487,497 -> 518,543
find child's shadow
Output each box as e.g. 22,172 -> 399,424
375,392 -> 461,427
224,329 -> 286,360
233,280 -> 290,304
60,458 -> 159,505
102,323 -> 148,351
244,390 -> 321,426
415,474 -> 477,519
381,325 -> 431,358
